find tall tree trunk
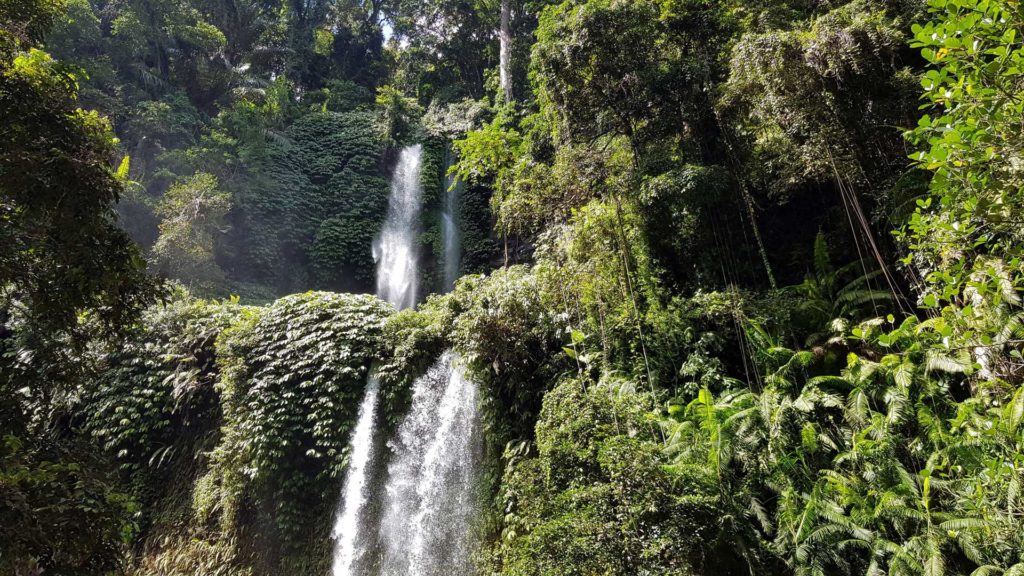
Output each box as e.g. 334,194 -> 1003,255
499,0 -> 512,103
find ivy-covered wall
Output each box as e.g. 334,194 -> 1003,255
80,291 -> 400,575
230,111 -> 391,296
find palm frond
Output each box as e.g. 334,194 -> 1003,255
939,517 -> 990,531
807,375 -> 853,392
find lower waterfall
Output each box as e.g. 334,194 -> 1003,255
330,353 -> 483,576
378,352 -> 483,575
330,376 -> 380,576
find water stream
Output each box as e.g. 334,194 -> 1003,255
440,146 -> 463,292
332,143 -> 480,576
330,377 -> 380,576
378,353 -> 482,575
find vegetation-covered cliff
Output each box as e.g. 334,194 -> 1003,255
2,0 -> 1024,574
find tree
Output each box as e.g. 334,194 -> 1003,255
903,0 -> 1024,316
375,84 -> 423,144
107,0 -> 230,108
0,41 -> 155,337
532,0 -> 666,148
1,5 -> 157,573
152,172 -> 231,289
384,0 -> 500,99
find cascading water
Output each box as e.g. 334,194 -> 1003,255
373,144 -> 424,311
330,377 -> 380,576
440,146 -> 463,292
379,352 -> 483,575
331,144 -> 425,576
332,144 -> 481,576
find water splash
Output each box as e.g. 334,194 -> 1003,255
379,352 -> 483,575
330,376 -> 380,576
374,144 -> 424,311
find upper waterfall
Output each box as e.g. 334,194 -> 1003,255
374,144 -> 424,310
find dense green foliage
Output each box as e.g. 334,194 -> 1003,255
30,0 -> 500,300
204,292 -> 390,572
0,40 -> 155,337
492,379 -> 732,576
4,0 -> 1024,574
77,291 -> 393,574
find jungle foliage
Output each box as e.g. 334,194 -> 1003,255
3,0 -> 1024,574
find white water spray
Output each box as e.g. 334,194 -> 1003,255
379,352 -> 483,575
373,144 -> 424,311
330,377 -> 380,576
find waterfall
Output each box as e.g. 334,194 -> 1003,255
379,352 -> 483,575
330,377 -> 380,576
331,144 -> 425,576
499,0 -> 512,102
332,146 -> 480,576
373,144 -> 424,311
440,146 -> 463,292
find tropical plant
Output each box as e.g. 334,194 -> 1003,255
152,173 -> 232,289
791,233 -> 894,345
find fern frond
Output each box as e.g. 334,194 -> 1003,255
808,375 -> 853,392
997,312 -> 1024,342
837,289 -> 893,307
925,350 -> 972,374
814,232 -> 833,278
1003,563 -> 1024,576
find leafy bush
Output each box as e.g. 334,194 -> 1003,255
450,266 -> 566,441
491,379 -> 725,576
0,435 -> 137,576
723,0 -> 917,195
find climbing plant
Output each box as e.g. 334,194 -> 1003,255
208,292 -> 391,571
84,290 -> 243,477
